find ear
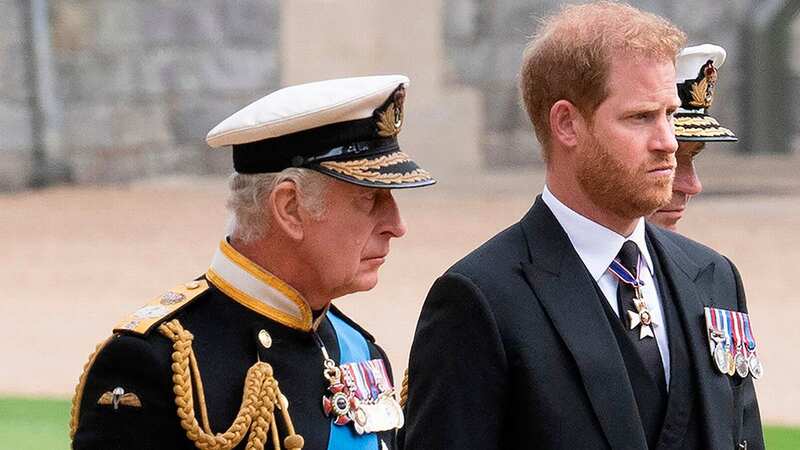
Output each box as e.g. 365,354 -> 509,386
549,99 -> 583,148
268,181 -> 304,240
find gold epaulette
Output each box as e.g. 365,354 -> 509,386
113,280 -> 210,335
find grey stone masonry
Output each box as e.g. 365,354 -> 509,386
0,0 -> 32,190
442,0 -> 796,167
1,0 -> 280,189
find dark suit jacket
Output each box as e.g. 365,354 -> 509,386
400,197 -> 763,449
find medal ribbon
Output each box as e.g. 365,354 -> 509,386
743,313 -> 756,352
326,312 -> 378,450
729,310 -> 743,353
339,359 -> 392,402
607,254 -> 644,288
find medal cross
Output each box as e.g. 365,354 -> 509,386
627,299 -> 656,340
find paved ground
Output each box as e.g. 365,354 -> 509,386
2,152 -> 799,425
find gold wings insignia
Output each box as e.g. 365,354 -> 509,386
97,390 -> 142,409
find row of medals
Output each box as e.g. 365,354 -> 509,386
710,330 -> 762,379
321,357 -> 404,435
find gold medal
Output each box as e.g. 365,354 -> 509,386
726,350 -> 736,376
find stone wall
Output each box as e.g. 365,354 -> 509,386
2,1 -> 798,190
442,0 -> 789,166
0,0 -> 33,190
1,0 -> 281,189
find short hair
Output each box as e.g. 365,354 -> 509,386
519,1 -> 686,160
226,168 -> 330,244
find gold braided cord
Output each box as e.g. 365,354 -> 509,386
70,337 -> 113,440
158,320 -> 304,450
189,349 -> 213,434
321,151 -> 411,171
399,369 -> 409,408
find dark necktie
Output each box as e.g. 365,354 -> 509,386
616,241 -> 667,389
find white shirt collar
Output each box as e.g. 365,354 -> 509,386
542,185 -> 654,281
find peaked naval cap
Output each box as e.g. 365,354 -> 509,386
673,44 -> 737,142
206,75 -> 435,188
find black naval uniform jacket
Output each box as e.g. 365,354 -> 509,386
71,270 -> 396,449
399,196 -> 764,450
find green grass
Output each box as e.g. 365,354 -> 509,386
0,397 -> 798,449
0,397 -> 71,450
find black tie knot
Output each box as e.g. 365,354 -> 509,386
617,240 -> 640,274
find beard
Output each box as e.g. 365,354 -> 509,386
576,131 -> 674,220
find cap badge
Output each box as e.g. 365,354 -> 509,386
376,86 -> 405,137
689,60 -> 717,109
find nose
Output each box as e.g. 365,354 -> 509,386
379,191 -> 407,238
655,115 -> 679,155
673,158 -> 703,196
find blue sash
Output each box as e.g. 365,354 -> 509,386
326,311 -> 378,450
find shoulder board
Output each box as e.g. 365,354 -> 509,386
113,279 -> 210,336
328,304 -> 375,342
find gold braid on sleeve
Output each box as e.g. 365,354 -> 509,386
158,319 -> 304,450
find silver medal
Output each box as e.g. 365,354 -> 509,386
735,352 -> 750,378
713,341 -> 728,374
748,354 -> 763,380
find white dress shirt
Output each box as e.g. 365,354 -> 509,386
542,185 -> 671,385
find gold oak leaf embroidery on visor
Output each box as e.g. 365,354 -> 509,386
674,116 -> 724,127
673,126 -> 734,137
320,151 -> 432,184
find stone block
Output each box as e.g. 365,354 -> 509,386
202,47 -> 279,93
111,102 -> 171,148
0,46 -> 31,103
0,150 -> 31,191
0,0 -> 24,49
484,129 -> 541,168
444,42 -> 494,85
218,0 -> 280,45
93,0 -> 143,50
137,47 -> 206,95
139,0 -> 222,46
52,0 -> 96,51
791,19 -> 800,74
0,102 -> 33,150
167,94 -> 255,146
483,83 -> 524,132
443,0 -> 480,44
62,102 -> 115,149
492,0 -> 556,40
58,50 -> 137,101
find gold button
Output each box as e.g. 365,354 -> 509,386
185,281 -> 201,290
258,329 -> 272,349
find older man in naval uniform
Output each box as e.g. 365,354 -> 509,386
71,75 -> 434,450
649,44 -> 739,231
400,3 -> 764,450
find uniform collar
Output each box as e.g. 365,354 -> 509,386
207,239 -> 321,332
542,185 -> 654,282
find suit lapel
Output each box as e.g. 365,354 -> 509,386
646,225 -> 735,450
519,198 -> 647,450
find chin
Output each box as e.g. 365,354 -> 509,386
351,273 -> 380,293
649,212 -> 679,231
